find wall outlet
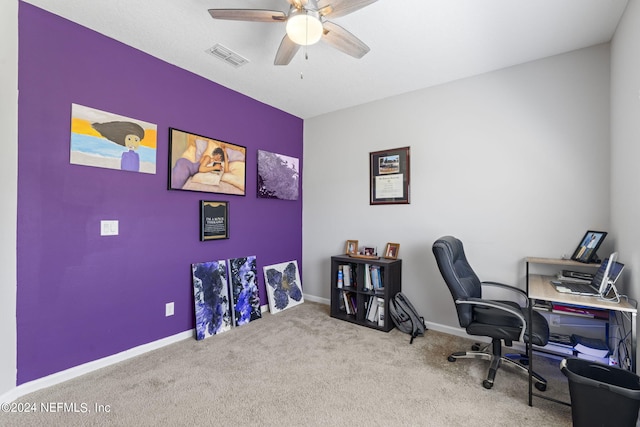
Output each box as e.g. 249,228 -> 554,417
165,302 -> 174,317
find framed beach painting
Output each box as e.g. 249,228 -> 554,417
191,260 -> 232,340
263,260 -> 304,314
70,103 -> 157,174
257,150 -> 299,200
169,128 -> 246,196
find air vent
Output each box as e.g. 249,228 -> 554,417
206,44 -> 249,68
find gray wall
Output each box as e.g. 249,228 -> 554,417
611,0 -> 640,324
303,44 -> 612,333
0,0 -> 18,400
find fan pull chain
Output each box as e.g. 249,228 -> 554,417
300,44 -> 309,79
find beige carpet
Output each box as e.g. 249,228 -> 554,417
1,302 -> 572,426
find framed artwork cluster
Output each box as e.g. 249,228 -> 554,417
191,256 -> 261,340
345,240 -> 400,260
67,104 -> 305,342
165,129 -> 301,241
191,257 -> 304,340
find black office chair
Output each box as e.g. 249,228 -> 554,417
432,236 -> 549,390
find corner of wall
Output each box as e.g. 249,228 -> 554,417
0,0 -> 19,399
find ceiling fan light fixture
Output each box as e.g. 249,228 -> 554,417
286,9 -> 323,46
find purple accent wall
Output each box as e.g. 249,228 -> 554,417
17,3 -> 303,385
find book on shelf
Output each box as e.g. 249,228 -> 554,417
575,352 -> 609,364
371,265 -> 384,289
363,264 -> 372,290
549,333 -> 573,347
539,341 -> 574,356
342,265 -> 352,288
377,297 -> 385,327
570,334 -> 610,358
337,267 -> 343,289
342,291 -> 356,315
552,303 -> 608,320
533,300 -> 552,310
561,270 -> 595,281
366,296 -> 378,322
348,293 -> 357,314
556,274 -> 592,285
342,291 -> 351,314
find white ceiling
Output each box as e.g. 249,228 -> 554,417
24,0 -> 628,119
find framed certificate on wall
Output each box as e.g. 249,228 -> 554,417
370,146 -> 410,205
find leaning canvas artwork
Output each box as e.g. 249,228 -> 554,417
191,260 -> 232,340
228,256 -> 262,326
263,260 -> 304,314
70,103 -> 157,174
257,150 -> 299,200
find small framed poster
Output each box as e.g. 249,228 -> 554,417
370,146 -> 410,205
200,201 -> 229,241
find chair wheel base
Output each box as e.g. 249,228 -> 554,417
447,355 -> 456,362
535,381 -> 547,392
482,379 -> 493,389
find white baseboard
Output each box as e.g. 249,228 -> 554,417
0,296 -> 469,404
1,303 -> 287,402
2,329 -> 194,403
302,293 -> 329,305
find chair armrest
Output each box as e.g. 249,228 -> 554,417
455,297 -> 527,342
481,281 -> 529,308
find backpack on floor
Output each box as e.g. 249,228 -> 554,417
389,292 -> 427,344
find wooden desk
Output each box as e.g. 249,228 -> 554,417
525,257 -> 637,406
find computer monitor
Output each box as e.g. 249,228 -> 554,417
593,252 -> 625,296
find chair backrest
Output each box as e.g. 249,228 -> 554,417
432,236 -> 482,327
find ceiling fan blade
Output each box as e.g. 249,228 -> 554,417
318,0 -> 377,19
208,9 -> 287,22
274,35 -> 301,65
321,21 -> 370,59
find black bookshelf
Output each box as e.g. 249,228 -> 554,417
330,255 -> 402,332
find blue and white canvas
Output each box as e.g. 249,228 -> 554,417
191,260 -> 232,340
263,260 -> 304,314
228,256 -> 262,326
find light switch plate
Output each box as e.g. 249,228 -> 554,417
100,220 -> 119,236
165,302 -> 175,317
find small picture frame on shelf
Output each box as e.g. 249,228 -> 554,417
360,246 -> 377,256
384,243 -> 400,260
345,240 -> 358,255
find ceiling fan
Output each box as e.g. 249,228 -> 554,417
208,0 -> 377,65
